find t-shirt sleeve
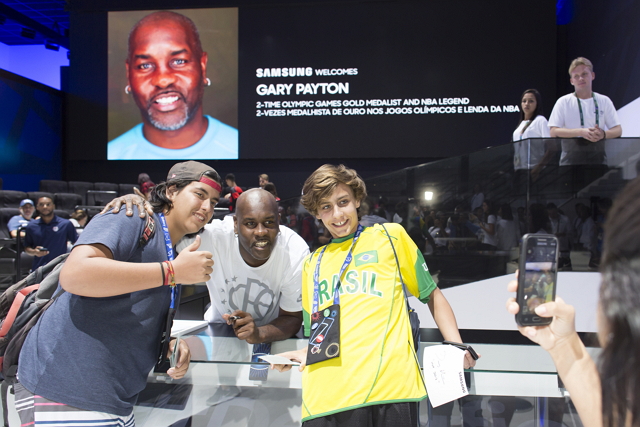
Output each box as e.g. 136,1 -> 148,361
388,224 -> 437,304
66,222 -> 79,244
602,95 -> 621,129
24,223 -> 35,247
533,116 -> 550,137
176,235 -> 196,253
7,217 -> 19,232
278,232 -> 308,313
548,98 -> 566,128
74,211 -> 146,262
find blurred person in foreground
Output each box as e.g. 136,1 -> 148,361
506,176 -> 640,427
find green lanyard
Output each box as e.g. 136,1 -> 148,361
575,92 -> 599,128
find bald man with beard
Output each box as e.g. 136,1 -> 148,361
108,10 -> 238,160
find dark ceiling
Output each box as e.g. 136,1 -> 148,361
0,0 -> 69,49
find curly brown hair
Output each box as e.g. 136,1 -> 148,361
301,164 -> 367,216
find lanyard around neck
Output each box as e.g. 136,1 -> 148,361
157,213 -> 179,309
575,92 -> 599,128
312,224 -> 363,313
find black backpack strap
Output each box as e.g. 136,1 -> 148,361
138,214 -> 156,248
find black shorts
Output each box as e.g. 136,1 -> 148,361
302,402 -> 418,427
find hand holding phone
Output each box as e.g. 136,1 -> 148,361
38,247 -> 48,252
516,234 -> 559,326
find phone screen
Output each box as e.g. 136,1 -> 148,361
518,235 -> 558,324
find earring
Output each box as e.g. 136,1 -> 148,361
205,78 -> 211,87
125,85 -> 131,94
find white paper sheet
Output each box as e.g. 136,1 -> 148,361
170,320 -> 208,337
258,355 -> 301,366
423,344 -> 469,407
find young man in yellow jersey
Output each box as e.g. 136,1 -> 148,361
274,164 -> 477,426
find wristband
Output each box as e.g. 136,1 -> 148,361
602,130 -> 607,141
159,262 -> 165,286
164,261 -> 176,288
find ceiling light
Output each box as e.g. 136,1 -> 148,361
424,191 -> 434,201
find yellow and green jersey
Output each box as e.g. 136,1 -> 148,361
301,223 -> 436,422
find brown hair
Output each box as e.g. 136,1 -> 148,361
599,176 -> 640,427
569,57 -> 593,75
301,164 -> 367,216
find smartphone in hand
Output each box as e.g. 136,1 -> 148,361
516,234 -> 559,326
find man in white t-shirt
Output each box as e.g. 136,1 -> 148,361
549,57 -> 622,166
178,188 -> 308,343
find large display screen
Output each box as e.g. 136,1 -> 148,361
101,0 -> 555,160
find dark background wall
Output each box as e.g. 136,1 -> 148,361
2,0 -> 639,197
0,69 -> 63,190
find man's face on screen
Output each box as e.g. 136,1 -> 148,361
127,18 -> 207,131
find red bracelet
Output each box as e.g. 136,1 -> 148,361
164,261 -> 176,287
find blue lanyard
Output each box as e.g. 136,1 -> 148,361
575,92 -> 599,127
312,224 -> 363,313
157,213 -> 179,309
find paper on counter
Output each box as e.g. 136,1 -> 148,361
423,344 -> 468,407
258,354 -> 301,366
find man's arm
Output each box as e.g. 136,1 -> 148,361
7,217 -> 23,238
550,126 -> 601,141
507,281 -> 602,427
67,222 -> 79,245
427,287 -> 477,368
60,236 -> 213,297
223,308 -> 303,344
603,124 -> 622,139
23,228 -> 49,257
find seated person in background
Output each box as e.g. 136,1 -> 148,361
475,200 -> 497,250
24,196 -> 78,270
106,188 -> 309,344
549,57 -> 622,166
528,203 -> 551,234
299,212 -> 318,250
496,204 -> 519,251
223,173 -> 243,212
506,176 -> 640,427
258,174 -> 269,189
138,173 -> 155,199
470,184 -> 484,212
8,198 -> 35,238
263,182 -> 280,201
547,203 -> 573,269
69,208 -> 89,232
359,197 -> 387,227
